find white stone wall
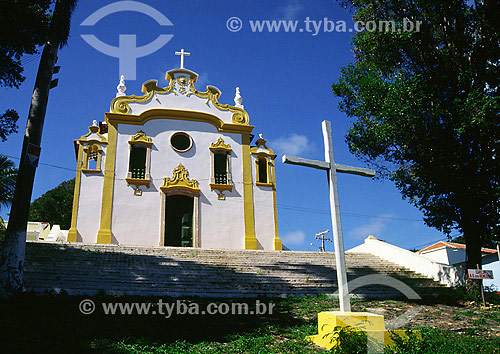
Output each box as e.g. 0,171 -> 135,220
348,237 -> 464,286
419,247 -> 450,264
447,247 -> 467,266
483,254 -> 500,290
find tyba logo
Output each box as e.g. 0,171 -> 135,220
80,1 -> 174,80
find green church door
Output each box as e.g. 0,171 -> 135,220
165,195 -> 194,247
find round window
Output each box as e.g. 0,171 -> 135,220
170,132 -> 192,152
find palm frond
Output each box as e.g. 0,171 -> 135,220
0,154 -> 18,210
48,0 -> 79,48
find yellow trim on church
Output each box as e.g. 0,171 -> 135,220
96,121 -> 118,244
110,70 -> 250,126
242,134 -> 258,249
79,124 -> 107,144
209,137 -> 232,152
271,160 -> 282,250
250,136 -> 277,157
67,142 -> 84,242
160,164 -> 200,194
251,136 -> 281,250
254,156 -> 273,187
106,109 -> 254,134
81,144 -> 103,173
209,137 -> 234,195
126,178 -> 151,187
128,130 -> 153,146
126,130 -> 153,189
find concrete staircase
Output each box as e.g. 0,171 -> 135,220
23,241 -> 446,298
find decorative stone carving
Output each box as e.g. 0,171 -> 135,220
116,75 -> 126,97
161,164 -> 200,193
234,87 -> 244,108
209,137 -> 232,151
129,131 -> 152,146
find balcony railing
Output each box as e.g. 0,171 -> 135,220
214,173 -> 227,184
131,167 -> 146,179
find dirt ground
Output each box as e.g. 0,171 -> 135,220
351,299 -> 500,337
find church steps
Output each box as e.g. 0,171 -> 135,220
23,269 -> 437,282
23,266 -> 433,283
27,262 -> 436,279
24,266 -> 433,284
23,242 -> 447,298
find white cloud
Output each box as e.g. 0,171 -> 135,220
196,72 -> 209,87
276,0 -> 304,20
270,134 -> 312,156
281,230 -> 306,245
347,214 -> 395,239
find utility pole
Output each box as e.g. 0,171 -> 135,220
0,0 -> 67,296
315,229 -> 332,252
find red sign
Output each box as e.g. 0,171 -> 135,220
468,269 -> 494,280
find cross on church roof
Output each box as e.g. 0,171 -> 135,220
175,48 -> 190,69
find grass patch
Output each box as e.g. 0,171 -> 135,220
386,327 -> 500,354
0,294 -> 499,353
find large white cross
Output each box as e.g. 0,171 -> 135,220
175,48 -> 190,69
283,120 -> 375,312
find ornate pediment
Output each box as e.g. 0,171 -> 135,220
250,134 -> 276,158
209,137 -> 232,152
109,68 -> 250,126
80,121 -> 107,144
160,164 -> 200,193
129,131 -> 152,146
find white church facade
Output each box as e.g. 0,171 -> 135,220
67,57 -> 281,251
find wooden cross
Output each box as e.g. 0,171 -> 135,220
283,120 -> 375,312
175,48 -> 190,69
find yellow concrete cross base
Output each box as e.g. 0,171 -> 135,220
306,311 -> 407,351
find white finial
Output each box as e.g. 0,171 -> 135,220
116,75 -> 126,97
175,49 -> 191,69
234,87 -> 244,108
92,120 -> 98,126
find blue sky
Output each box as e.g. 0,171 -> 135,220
0,0 -> 452,251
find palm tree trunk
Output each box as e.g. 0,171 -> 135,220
0,8 -> 62,297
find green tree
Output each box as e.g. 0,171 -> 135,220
0,155 -> 17,244
0,110 -> 19,142
28,179 -> 74,230
332,0 -> 499,272
0,0 -> 53,140
0,155 -> 17,210
1,0 -> 78,296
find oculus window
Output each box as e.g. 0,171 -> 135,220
171,132 -> 192,152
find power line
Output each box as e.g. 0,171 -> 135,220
408,233 -> 461,250
341,212 -> 423,222
278,204 -> 424,221
20,53 -> 42,66
1,155 -> 431,223
4,155 -> 76,172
